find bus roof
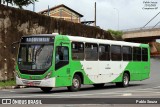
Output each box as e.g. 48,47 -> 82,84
66,35 -> 149,47
21,34 -> 149,47
22,34 -> 55,37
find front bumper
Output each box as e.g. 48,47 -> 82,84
16,76 -> 56,87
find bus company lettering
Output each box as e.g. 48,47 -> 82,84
26,37 -> 50,42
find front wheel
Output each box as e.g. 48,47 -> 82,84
40,87 -> 52,93
116,73 -> 129,87
67,75 -> 81,92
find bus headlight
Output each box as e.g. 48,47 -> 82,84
45,72 -> 52,79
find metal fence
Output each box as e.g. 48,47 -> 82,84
122,25 -> 160,32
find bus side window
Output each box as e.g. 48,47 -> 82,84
99,44 -> 110,61
55,46 -> 69,70
142,48 -> 148,61
122,46 -> 132,61
111,45 -> 121,61
85,43 -> 98,61
133,47 -> 141,61
72,42 -> 84,60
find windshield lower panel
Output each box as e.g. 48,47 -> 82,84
18,44 -> 53,73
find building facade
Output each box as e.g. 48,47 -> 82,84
38,4 -> 83,23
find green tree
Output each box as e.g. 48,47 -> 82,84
1,0 -> 13,6
13,0 -> 38,9
108,29 -> 123,41
1,0 -> 38,9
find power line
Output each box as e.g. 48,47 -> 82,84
142,11 -> 160,28
152,20 -> 160,28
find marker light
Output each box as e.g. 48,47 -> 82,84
45,72 -> 52,79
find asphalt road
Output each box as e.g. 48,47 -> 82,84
0,57 -> 160,106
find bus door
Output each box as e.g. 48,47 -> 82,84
110,45 -> 122,76
98,44 -> 111,83
54,40 -> 71,86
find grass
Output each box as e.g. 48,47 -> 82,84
0,80 -> 16,87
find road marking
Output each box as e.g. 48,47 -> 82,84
122,93 -> 132,96
136,85 -> 160,90
10,91 -> 16,92
1,85 -> 160,98
0,92 -> 122,98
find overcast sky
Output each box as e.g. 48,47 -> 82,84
24,0 -> 160,31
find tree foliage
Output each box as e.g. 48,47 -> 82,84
13,0 -> 38,9
1,0 -> 38,9
1,0 -> 12,5
108,29 -> 123,40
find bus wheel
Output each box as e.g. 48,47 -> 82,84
93,83 -> 105,88
67,74 -> 81,92
40,87 -> 52,92
116,73 -> 129,87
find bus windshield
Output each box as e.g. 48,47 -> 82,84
18,44 -> 53,70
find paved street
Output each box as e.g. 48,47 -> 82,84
1,58 -> 160,98
0,58 -> 160,106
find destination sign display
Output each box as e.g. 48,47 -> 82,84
21,37 -> 54,43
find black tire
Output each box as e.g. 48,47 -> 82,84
116,73 -> 129,87
40,87 -> 52,93
67,74 -> 81,92
93,83 -> 105,88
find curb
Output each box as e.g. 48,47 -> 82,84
0,86 -> 27,90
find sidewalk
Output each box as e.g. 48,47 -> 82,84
0,86 -> 26,90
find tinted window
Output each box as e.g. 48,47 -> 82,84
122,46 -> 132,61
18,44 -> 53,70
111,45 -> 121,61
133,47 -> 141,61
85,43 -> 98,60
99,44 -> 110,60
142,48 -> 148,61
55,46 -> 69,70
72,42 -> 84,60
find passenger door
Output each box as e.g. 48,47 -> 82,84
55,41 -> 71,86
98,44 -> 111,83
110,45 -> 122,76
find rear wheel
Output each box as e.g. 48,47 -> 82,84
40,87 -> 52,92
67,75 -> 81,92
116,73 -> 129,87
93,83 -> 105,88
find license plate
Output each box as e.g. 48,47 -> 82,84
27,82 -> 34,86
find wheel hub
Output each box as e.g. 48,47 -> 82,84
124,76 -> 128,85
73,78 -> 79,88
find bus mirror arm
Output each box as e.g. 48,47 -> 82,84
12,41 -> 20,46
60,42 -> 69,46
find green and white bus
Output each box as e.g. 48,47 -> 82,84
15,33 -> 150,92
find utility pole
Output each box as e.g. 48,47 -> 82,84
33,2 -> 35,12
48,5 -> 50,16
94,2 -> 96,27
